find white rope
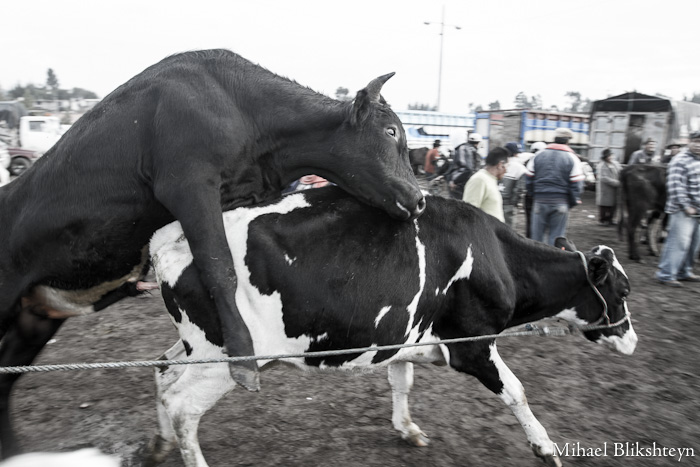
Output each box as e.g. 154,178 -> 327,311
0,318 -> 628,374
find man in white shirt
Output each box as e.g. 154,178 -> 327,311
462,147 -> 510,222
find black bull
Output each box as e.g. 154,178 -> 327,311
618,164 -> 667,261
0,49 -> 424,457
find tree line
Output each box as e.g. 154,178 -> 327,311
0,68 -> 98,109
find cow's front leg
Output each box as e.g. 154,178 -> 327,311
154,181 -> 259,391
143,342 -> 186,467
387,362 -> 429,446
450,341 -> 561,467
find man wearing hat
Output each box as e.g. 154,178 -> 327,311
628,138 -> 657,165
524,127 -> 585,245
654,131 -> 700,286
662,141 -> 683,165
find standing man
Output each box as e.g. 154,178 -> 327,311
628,138 -> 657,165
501,142 -> 528,228
525,128 -> 585,245
662,141 -> 683,165
447,132 -> 482,199
462,147 -> 510,222
424,140 -> 442,179
654,131 -> 700,287
523,141 -> 547,238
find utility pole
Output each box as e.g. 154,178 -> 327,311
424,5 -> 461,112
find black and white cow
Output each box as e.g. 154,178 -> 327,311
0,50 -> 423,458
146,187 -> 637,467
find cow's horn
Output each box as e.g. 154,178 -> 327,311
366,72 -> 395,102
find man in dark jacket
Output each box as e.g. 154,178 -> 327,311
447,132 -> 482,199
628,138 -> 657,165
525,128 -> 585,245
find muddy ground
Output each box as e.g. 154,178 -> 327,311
6,188 -> 699,466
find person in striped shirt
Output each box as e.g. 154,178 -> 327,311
654,131 -> 700,287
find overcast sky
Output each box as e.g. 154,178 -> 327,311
2,0 -> 698,113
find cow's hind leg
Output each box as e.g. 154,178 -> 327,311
450,341 -> 562,467
0,307 -> 65,459
148,341 -> 235,467
387,362 -> 429,446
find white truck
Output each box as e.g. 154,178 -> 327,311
18,115 -> 66,153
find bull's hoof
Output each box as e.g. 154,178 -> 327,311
230,364 -> 261,392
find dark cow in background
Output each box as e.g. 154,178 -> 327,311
146,187 -> 637,467
0,49 -> 424,458
408,147 -> 429,174
618,164 -> 667,261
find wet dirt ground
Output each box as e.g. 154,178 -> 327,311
7,189 -> 700,466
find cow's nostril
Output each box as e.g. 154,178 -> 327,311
414,197 -> 426,216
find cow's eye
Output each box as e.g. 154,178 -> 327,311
386,127 -> 397,139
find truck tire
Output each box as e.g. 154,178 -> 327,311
10,157 -> 31,176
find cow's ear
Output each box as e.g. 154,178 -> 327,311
588,256 -> 610,285
351,72 -> 395,126
554,237 -> 577,252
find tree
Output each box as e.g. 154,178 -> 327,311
488,100 -> 501,110
514,92 -> 530,109
46,68 -> 59,91
530,94 -> 543,110
564,91 -> 591,113
335,87 -> 352,102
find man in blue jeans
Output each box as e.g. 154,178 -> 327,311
525,128 -> 585,245
655,131 -> 700,287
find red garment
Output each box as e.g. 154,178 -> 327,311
545,143 -> 573,153
424,148 -> 440,174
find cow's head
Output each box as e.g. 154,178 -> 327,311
316,74 -> 424,220
555,238 -> 638,355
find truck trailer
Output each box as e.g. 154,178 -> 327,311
474,110 -> 590,156
589,92 -> 700,163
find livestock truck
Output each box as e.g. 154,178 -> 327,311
588,92 -> 700,164
474,109 -> 590,156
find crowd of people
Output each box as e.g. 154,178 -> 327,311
440,130 -> 700,288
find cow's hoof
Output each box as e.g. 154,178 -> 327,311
407,431 -> 430,447
541,454 -> 563,467
230,365 -> 261,392
532,445 -> 563,467
139,435 -> 177,467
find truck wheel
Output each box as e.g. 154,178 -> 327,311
10,157 -> 31,176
